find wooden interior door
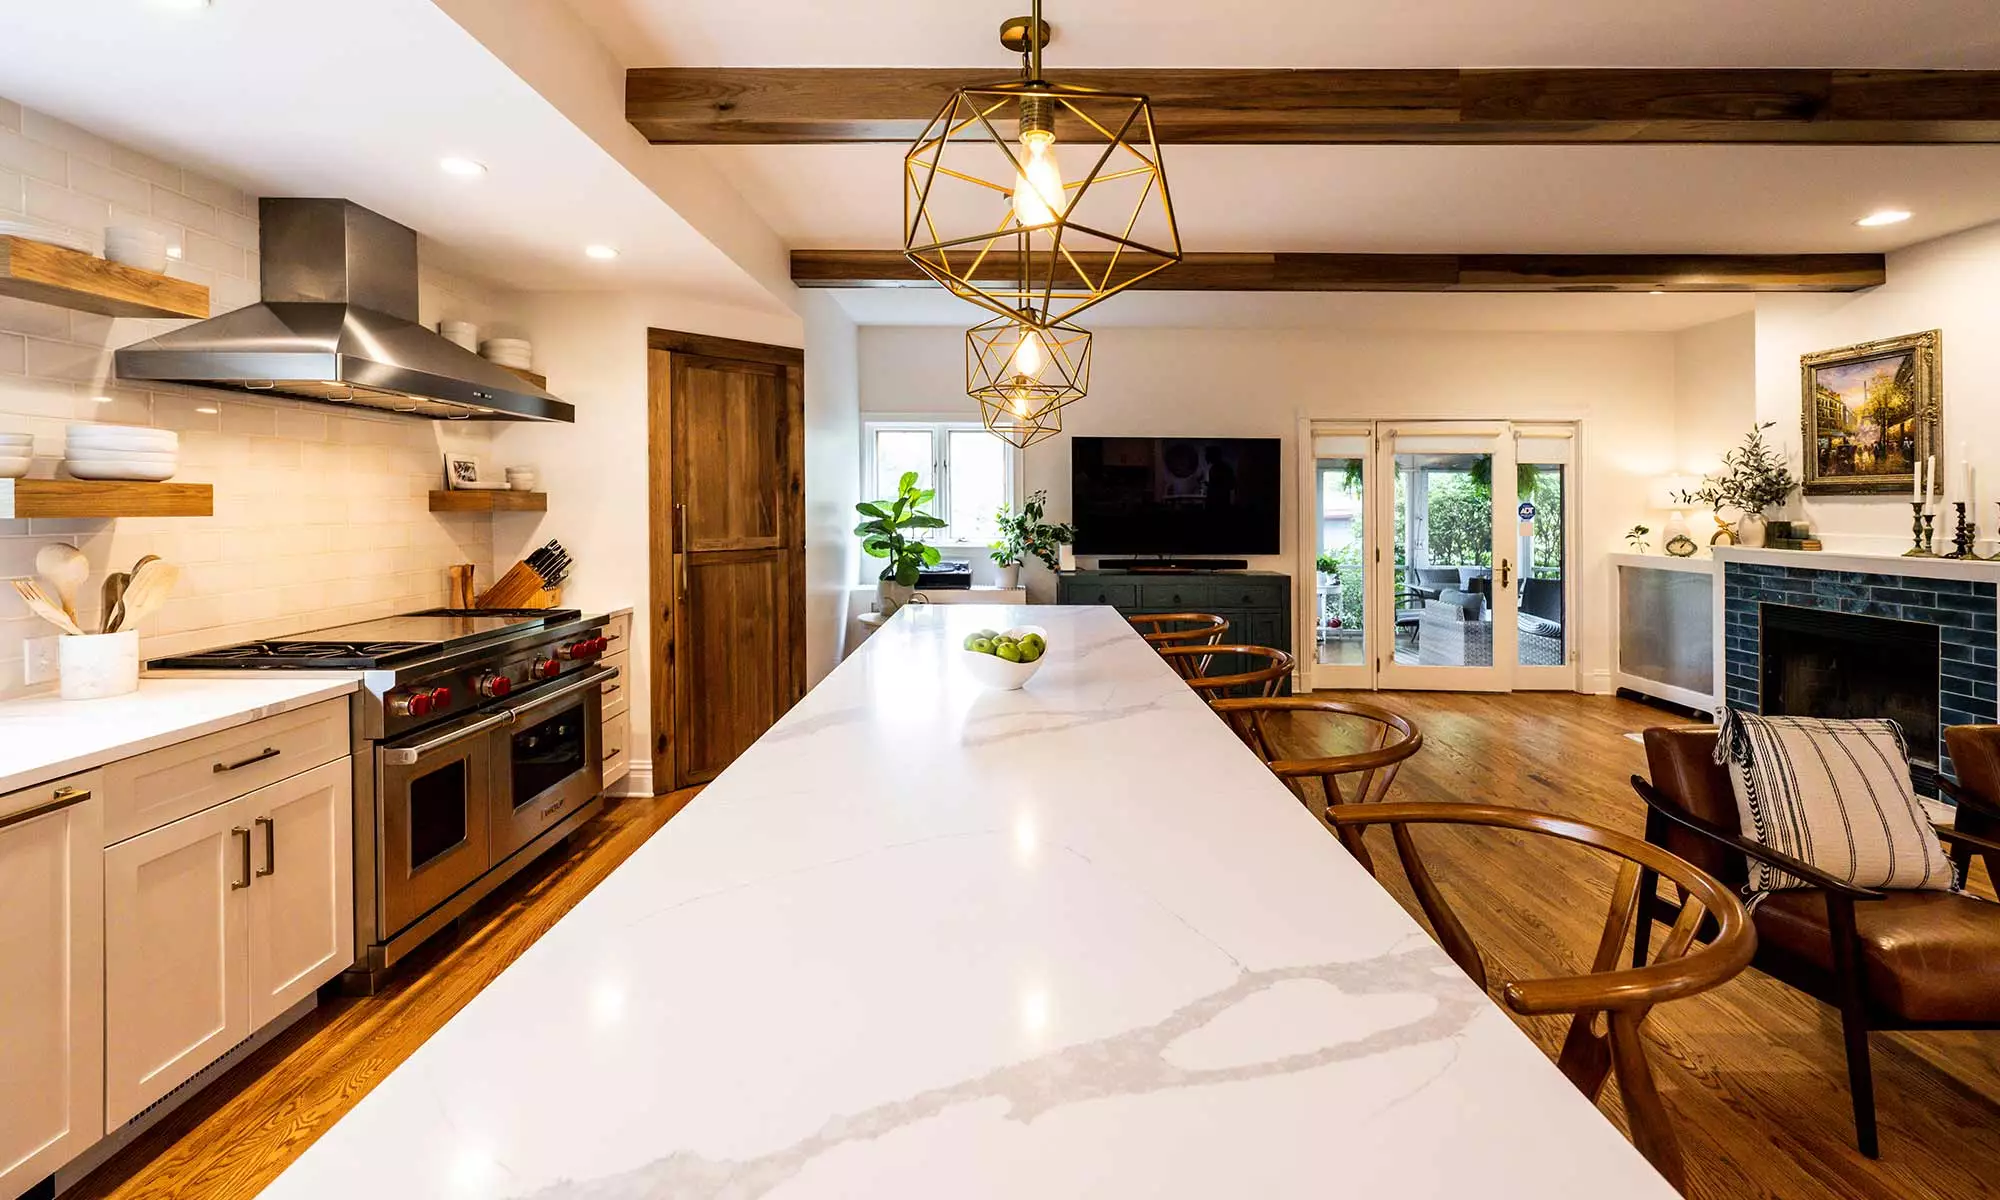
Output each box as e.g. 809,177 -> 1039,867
648,332 -> 805,791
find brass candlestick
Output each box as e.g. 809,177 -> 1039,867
1905,501 -> 1933,556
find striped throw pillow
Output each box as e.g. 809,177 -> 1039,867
1717,711 -> 1956,893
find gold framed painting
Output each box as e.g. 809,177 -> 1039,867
1800,329 -> 1941,496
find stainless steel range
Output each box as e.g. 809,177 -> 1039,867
149,608 -> 615,989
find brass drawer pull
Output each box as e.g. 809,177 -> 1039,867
0,785 -> 93,831
603,684 -> 621,697
255,816 -> 276,877
214,746 -> 281,773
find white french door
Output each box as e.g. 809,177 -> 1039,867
1298,420 -> 1576,694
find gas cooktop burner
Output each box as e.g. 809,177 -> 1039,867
145,608 -> 585,671
153,640 -> 438,669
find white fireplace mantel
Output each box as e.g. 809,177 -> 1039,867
1712,546 -> 2000,584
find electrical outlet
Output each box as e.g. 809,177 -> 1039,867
23,635 -> 59,685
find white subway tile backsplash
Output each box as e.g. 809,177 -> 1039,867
0,96 -> 509,698
0,165 -> 23,214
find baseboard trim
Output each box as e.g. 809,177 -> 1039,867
1581,669 -> 1613,695
618,761 -> 656,798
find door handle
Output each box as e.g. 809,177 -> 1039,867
214,746 -> 280,773
255,816 -> 276,877
1499,559 -> 1513,588
231,826 -> 252,889
676,503 -> 690,598
0,785 -> 92,831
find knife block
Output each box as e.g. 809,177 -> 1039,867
473,561 -> 560,609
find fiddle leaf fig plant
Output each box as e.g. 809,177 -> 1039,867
856,471 -> 945,587
991,490 -> 1075,571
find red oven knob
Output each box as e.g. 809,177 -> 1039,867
476,673 -> 512,698
531,657 -> 560,680
590,635 -> 610,655
428,685 -> 453,708
388,690 -> 432,718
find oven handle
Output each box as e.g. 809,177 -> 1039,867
381,709 -> 517,766
505,665 -> 618,721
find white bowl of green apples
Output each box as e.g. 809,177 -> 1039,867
959,625 -> 1049,690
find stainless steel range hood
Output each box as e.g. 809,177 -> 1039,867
116,199 -> 572,423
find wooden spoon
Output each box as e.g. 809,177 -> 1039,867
114,560 -> 179,632
10,578 -> 87,637
100,572 -> 129,634
105,555 -> 159,633
34,544 -> 88,624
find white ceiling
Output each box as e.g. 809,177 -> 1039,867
0,0 -> 782,308
566,0 -> 2000,68
825,288 -> 1755,332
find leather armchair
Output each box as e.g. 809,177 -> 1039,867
1632,725 -> 2000,1159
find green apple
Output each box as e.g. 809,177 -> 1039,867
1017,642 -> 1043,663
968,637 -> 995,654
1019,633 -> 1046,655
962,632 -> 987,650
995,642 -> 1024,663
971,628 -> 999,642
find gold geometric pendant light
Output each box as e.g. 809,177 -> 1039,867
965,314 -> 1091,433
904,0 -> 1181,332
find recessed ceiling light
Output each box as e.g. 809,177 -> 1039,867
439,157 -> 487,179
584,244 -> 619,260
1856,209 -> 1912,227
93,395 -> 114,403
1649,289 -> 1665,295
194,406 -> 219,415
152,0 -> 211,9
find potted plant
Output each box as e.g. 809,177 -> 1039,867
855,471 -> 945,613
990,490 -> 1075,590
1679,423 -> 1799,548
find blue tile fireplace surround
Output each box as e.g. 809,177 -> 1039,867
1720,550 -> 2000,794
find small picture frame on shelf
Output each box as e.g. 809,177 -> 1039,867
445,453 -> 487,490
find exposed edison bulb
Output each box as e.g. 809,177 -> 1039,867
1010,328 -> 1046,379
1009,389 -> 1031,418
1011,130 -> 1064,228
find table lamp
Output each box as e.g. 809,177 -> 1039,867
1655,476 -> 1705,557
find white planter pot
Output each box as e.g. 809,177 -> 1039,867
60,630 -> 139,700
876,579 -> 915,615
995,562 -> 1022,590
1736,513 -> 1769,548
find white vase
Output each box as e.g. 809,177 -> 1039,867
60,630 -> 139,700
876,578 -> 915,615
1736,513 -> 1769,548
995,562 -> 1022,590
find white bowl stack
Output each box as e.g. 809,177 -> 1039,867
480,338 -> 533,371
0,431 -> 32,479
63,424 -> 179,482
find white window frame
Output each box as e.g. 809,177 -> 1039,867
860,419 -> 1021,576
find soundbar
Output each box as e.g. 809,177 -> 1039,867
1094,558 -> 1251,572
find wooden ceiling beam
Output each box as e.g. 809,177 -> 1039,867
630,68 -> 2000,145
789,250 -> 1884,293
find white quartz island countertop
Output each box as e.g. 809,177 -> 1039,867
261,606 -> 1673,1199
0,674 -> 359,794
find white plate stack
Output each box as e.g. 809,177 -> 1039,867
63,424 -> 180,482
480,338 -> 533,370
0,431 -> 32,479
0,217 -> 99,256
104,225 -> 170,273
439,320 -> 478,351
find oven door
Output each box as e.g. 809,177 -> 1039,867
376,706 -> 508,936
490,666 -> 613,863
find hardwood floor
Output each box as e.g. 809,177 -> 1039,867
1275,691 -> 2000,1200
65,789 -> 700,1200
60,693 -> 2000,1199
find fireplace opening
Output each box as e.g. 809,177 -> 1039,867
1760,603 -> 1941,790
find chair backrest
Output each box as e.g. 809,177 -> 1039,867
1944,725 -> 2000,844
1521,576 -> 1564,622
1414,566 -> 1460,590
1323,800 -> 1755,1193
1129,612 -> 1230,649
1209,696 -> 1422,841
1437,588 -> 1484,618
1156,644 -> 1294,699
1640,726 -> 1748,887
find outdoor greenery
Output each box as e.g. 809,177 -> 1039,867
1680,422 -> 1798,516
1315,543 -> 1365,631
990,490 -> 1075,571
855,470 -> 945,587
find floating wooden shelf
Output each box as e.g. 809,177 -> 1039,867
428,489 -> 548,514
500,365 -> 548,390
0,479 -> 214,520
0,236 -> 210,319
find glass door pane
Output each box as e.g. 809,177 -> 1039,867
1314,457 -> 1367,668
1517,462 -> 1567,669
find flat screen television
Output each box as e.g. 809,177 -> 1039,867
1070,437 -> 1282,556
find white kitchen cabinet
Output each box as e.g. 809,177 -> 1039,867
0,773 -> 104,1200
104,758 -> 354,1127
103,793 -> 252,1128
247,760 -> 354,1026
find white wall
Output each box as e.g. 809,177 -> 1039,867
1751,219 -> 2000,555
491,292 -> 808,796
859,324 -> 1682,689
1672,312 -> 1757,478
800,294 -> 860,677
0,98 -> 504,696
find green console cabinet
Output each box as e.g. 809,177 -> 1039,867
1056,569 -> 1294,690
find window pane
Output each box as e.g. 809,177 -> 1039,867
1315,457 -> 1365,667
873,429 -> 934,506
946,429 -> 1007,543
1394,451 -> 1493,668
1518,462 -> 1567,668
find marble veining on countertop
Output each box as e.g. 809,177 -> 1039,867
0,673 -> 360,795
257,605 -> 1673,1199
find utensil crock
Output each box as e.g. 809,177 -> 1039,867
59,630 -> 139,700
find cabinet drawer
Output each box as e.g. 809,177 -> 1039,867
601,711 -> 630,788
601,651 -> 630,722
1066,582 -> 1139,607
603,611 -> 632,655
1138,582 -> 1211,609
1215,581 -> 1284,608
104,698 -> 350,846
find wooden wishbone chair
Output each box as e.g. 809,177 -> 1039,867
1156,644 -> 1294,699
1208,696 -> 1421,847
1129,612 -> 1230,651
1324,801 -> 1755,1193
